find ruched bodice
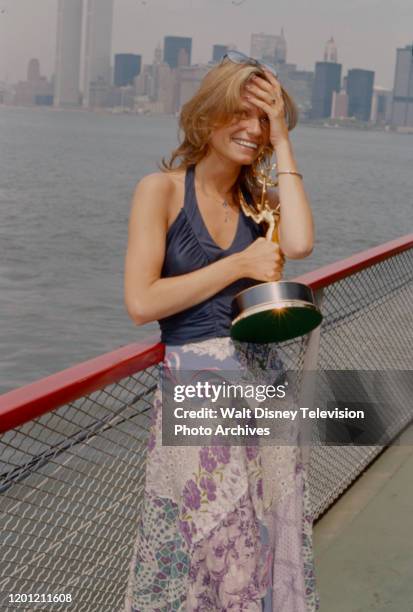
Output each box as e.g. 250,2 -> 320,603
159,165 -> 264,344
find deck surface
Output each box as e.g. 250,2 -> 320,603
314,422 -> 413,612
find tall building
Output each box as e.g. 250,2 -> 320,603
272,61 -> 314,117
274,29 -> 287,64
324,37 -> 338,63
346,68 -> 374,121
54,0 -> 82,107
135,65 -> 155,98
27,59 -> 41,83
212,45 -> 228,63
163,36 -> 192,69
251,33 -> 272,60
370,87 -> 392,123
14,59 -> 53,106
391,45 -> 413,128
135,60 -> 177,114
114,54 -> 141,87
83,0 -> 114,108
178,65 -> 210,110
153,43 -> 163,65
331,90 -> 348,118
154,63 -> 176,114
310,62 -> 342,119
250,31 -> 286,64
283,69 -> 314,117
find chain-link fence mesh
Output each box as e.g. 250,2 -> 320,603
1,247 -> 412,610
308,248 -> 413,517
1,367 -> 160,611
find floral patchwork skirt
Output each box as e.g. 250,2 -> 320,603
124,337 -> 320,611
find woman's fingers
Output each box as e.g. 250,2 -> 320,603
262,70 -> 284,100
245,77 -> 284,113
262,69 -> 279,86
250,73 -> 273,91
252,71 -> 282,96
245,81 -> 273,104
245,92 -> 283,118
240,95 -> 256,111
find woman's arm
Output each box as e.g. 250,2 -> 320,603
275,139 -> 314,259
124,174 -> 282,326
244,71 -> 314,259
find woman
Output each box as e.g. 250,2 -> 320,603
124,52 -> 319,611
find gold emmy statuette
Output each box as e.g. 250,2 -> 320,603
231,155 -> 323,343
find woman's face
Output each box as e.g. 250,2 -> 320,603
208,98 -> 271,165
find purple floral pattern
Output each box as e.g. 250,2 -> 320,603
211,445 -> 231,464
199,476 -> 217,501
185,489 -> 272,610
125,337 -> 320,611
183,480 -> 201,510
199,447 -> 218,473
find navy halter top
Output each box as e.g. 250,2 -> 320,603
159,165 -> 264,345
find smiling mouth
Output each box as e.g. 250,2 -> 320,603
232,138 -> 259,151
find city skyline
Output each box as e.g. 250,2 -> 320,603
1,0 -> 412,90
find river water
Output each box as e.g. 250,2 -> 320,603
1,106 -> 411,393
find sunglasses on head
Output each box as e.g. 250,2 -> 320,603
222,50 -> 279,79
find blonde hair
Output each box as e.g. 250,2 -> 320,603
161,60 -> 298,205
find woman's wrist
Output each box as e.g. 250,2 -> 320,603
273,138 -> 299,173
272,137 -> 291,153
228,250 -> 249,281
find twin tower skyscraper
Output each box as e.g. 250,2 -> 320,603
54,0 -> 114,108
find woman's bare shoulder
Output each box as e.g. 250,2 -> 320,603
137,169 -> 185,201
134,170 -> 185,199
130,170 -> 186,228
135,171 -> 173,192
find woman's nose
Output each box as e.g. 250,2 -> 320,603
245,116 -> 262,136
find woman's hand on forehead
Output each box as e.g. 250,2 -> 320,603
238,95 -> 269,121
242,69 -> 289,146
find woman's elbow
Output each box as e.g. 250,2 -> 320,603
279,228 -> 314,260
284,243 -> 313,259
130,310 -> 148,327
125,298 -> 153,326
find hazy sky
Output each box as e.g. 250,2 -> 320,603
1,0 -> 412,89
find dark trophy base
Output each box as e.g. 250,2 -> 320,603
231,281 -> 323,343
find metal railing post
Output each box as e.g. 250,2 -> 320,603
298,288 -> 324,467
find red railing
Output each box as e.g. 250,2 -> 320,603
0,339 -> 164,434
295,233 -> 413,289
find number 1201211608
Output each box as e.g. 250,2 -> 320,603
9,593 -> 72,604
